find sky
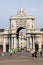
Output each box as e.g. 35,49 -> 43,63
0,0 -> 43,29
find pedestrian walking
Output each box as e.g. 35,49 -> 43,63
40,51 -> 42,56
34,51 -> 37,58
31,49 -> 35,57
10,50 -> 13,56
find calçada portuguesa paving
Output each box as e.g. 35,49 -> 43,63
0,52 -> 43,65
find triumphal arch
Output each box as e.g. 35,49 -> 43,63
3,8 -> 42,52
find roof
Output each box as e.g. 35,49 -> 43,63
40,28 -> 43,31
0,29 -> 4,32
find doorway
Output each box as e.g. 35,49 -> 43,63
35,43 -> 39,52
16,27 -> 26,50
6,44 -> 9,52
0,45 -> 3,51
41,44 -> 43,51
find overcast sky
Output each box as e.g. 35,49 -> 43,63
0,0 -> 43,29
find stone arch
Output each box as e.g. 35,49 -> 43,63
8,8 -> 41,51
16,27 -> 26,49
16,27 -> 25,40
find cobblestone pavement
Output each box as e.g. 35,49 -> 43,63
0,52 -> 43,65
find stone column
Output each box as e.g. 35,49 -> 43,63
8,34 -> 12,50
30,35 -> 34,49
29,37 -> 30,49
33,35 -> 35,49
13,37 -> 14,49
35,35 -> 41,52
3,43 -> 6,52
9,37 -> 10,51
3,37 -> 6,52
37,36 -> 41,52
14,35 -> 18,49
31,35 -> 35,49
11,36 -> 14,49
26,35 -> 30,49
26,37 -> 29,49
30,37 -> 32,49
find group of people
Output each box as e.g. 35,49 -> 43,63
9,49 -> 15,56
31,49 -> 38,58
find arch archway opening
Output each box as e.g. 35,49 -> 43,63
16,27 -> 26,50
16,27 -> 26,40
6,44 -> 9,52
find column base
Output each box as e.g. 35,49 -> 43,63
3,49 -> 6,52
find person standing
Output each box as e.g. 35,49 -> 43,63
10,50 -> 13,56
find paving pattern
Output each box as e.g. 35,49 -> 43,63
0,52 -> 43,65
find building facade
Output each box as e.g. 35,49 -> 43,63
0,8 -> 43,52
